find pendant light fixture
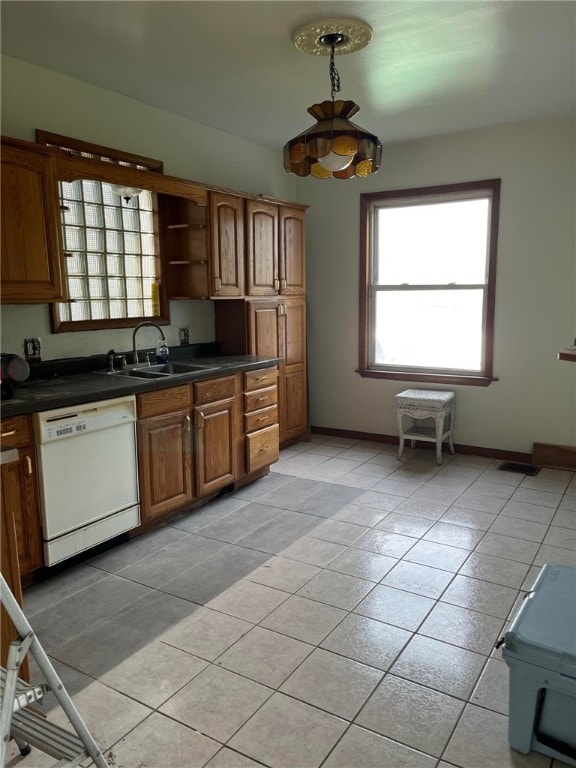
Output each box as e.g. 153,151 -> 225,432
284,19 -> 382,180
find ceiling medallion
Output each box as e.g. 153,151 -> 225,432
284,18 -> 381,180
293,19 -> 373,56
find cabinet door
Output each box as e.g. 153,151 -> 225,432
1,459 -> 28,678
0,447 -> 43,575
247,299 -> 282,359
138,411 -> 193,520
194,398 -> 237,496
1,145 -> 66,303
246,199 -> 279,295
281,297 -> 308,444
209,192 -> 245,297
279,206 -> 306,295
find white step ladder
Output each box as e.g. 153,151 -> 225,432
0,574 -> 109,768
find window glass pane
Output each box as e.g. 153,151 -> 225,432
109,300 -> 126,318
141,233 -> 155,255
124,256 -> 141,276
68,277 -> 88,299
141,257 -> 156,277
139,190 -> 153,211
127,299 -> 144,317
106,230 -> 123,253
60,180 -> 82,201
108,278 -> 125,298
62,201 -> 84,226
86,229 -> 104,253
90,301 -> 109,320
104,206 -> 122,229
124,232 -> 141,254
374,289 -> 484,371
126,277 -> 142,298
70,302 -> 90,321
87,253 -> 105,275
122,208 -> 140,231
107,255 -> 124,276
139,211 -> 154,233
64,227 -> 85,251
88,277 -> 106,298
66,253 -> 85,275
376,199 -> 490,285
82,180 -> 102,203
84,203 -> 103,228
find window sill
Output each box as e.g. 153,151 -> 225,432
357,369 -> 497,387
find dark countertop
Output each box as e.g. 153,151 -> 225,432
1,355 -> 282,418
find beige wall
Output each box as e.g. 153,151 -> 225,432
297,117 -> 576,454
0,55 -> 296,359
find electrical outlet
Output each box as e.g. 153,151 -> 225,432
24,337 -> 42,361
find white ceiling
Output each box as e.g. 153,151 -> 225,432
1,1 -> 575,150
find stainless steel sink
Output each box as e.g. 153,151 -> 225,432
97,361 -> 221,379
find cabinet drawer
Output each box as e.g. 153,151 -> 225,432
1,415 -> 32,448
246,424 -> 280,473
244,367 -> 278,391
137,385 -> 191,418
244,386 -> 278,413
244,405 -> 278,434
194,375 -> 236,404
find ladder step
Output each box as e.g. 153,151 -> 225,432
11,708 -> 88,765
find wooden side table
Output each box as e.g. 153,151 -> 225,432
395,389 -> 455,464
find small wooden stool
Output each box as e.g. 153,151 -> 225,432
395,389 -> 455,464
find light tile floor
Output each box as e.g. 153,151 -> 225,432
7,435 -> 576,768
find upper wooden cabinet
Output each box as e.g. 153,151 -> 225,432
246,199 -> 279,296
209,192 -> 245,297
246,200 -> 306,297
279,206 -> 306,295
159,194 -> 210,300
1,143 -> 67,303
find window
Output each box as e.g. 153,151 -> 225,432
359,179 -> 501,386
36,130 -> 167,332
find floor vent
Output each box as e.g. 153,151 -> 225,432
498,462 -> 540,476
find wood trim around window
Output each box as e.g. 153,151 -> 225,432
358,178 -> 501,386
36,130 -> 164,172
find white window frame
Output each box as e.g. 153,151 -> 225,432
359,179 -> 501,386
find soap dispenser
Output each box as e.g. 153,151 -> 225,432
155,339 -> 169,364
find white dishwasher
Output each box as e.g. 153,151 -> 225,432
34,395 -> 140,566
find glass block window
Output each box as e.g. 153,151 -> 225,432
35,131 -> 165,330
56,180 -> 158,323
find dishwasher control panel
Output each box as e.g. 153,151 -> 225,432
34,395 -> 136,444
44,418 -> 87,440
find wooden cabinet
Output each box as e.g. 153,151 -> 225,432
0,415 -> 43,575
209,192 -> 245,297
246,199 -> 279,295
1,142 -> 67,303
193,376 -> 238,496
244,368 -> 280,473
1,457 -> 28,678
246,200 -> 306,297
279,206 -> 306,295
247,296 -> 308,445
159,194 -> 210,300
137,386 -> 193,520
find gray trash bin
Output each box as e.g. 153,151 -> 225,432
501,563 -> 576,765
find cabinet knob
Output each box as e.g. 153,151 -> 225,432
1,430 -> 16,437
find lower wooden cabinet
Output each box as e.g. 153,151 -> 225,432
193,375 -> 239,496
0,416 -> 43,575
137,410 -> 193,521
243,367 -> 280,473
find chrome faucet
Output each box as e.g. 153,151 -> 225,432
132,322 -> 166,365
